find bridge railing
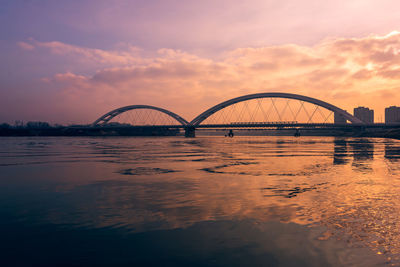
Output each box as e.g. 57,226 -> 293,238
229,121 -> 298,125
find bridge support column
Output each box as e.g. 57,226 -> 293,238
185,126 -> 196,138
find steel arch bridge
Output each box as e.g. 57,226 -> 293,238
92,92 -> 365,136
92,105 -> 189,126
189,92 -> 363,125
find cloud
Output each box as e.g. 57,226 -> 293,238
6,32 -> 400,124
18,39 -> 145,69
17,41 -> 35,51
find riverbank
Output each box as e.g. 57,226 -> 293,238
0,126 -> 181,136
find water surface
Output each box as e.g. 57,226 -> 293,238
1,136 -> 400,266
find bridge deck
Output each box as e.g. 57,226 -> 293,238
89,123 -> 400,129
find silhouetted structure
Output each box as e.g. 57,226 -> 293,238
385,106 -> 400,124
93,105 -> 188,126
7,92 -> 400,138
93,93 -> 365,138
190,93 -> 363,126
334,112 -> 347,124
354,107 -> 374,123
26,121 -> 50,129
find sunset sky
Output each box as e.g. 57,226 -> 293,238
2,0 -> 400,124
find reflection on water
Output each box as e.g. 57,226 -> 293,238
333,138 -> 349,165
1,136 -> 400,266
385,142 -> 400,160
351,139 -> 374,161
350,139 -> 374,172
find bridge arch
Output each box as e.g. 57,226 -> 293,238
190,92 -> 363,125
92,105 -> 189,126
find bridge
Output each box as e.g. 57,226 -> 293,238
91,92 -> 397,137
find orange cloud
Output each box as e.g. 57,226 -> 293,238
10,32 -> 400,124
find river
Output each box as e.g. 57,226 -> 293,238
1,136 -> 400,266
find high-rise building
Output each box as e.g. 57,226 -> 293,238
385,106 -> 400,124
354,107 -> 374,123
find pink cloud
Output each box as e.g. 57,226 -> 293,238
5,32 -> 400,124
18,39 -> 145,68
17,41 -> 35,51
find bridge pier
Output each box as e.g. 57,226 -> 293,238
185,126 -> 196,138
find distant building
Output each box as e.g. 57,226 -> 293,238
385,106 -> 400,124
334,112 -> 347,124
354,107 -> 374,123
